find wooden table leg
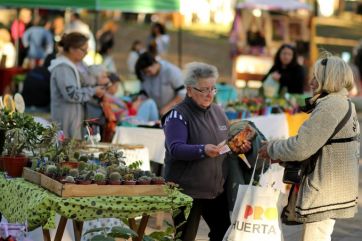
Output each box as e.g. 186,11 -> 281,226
155,212 -> 164,229
42,228 -> 51,241
129,214 -> 150,241
73,220 -> 84,241
137,215 -> 149,241
54,216 -> 68,241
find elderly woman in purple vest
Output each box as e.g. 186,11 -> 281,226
161,62 -> 251,241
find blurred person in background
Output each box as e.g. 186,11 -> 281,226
135,52 -> 185,116
127,40 -> 145,77
65,12 -> 98,65
105,73 -> 159,126
22,54 -> 56,113
22,17 -> 54,68
10,8 -> 32,66
97,20 -> 118,73
50,15 -> 65,47
147,22 -> 170,59
48,32 -> 105,139
0,28 -> 16,68
263,44 -> 305,95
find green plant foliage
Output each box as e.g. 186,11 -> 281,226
128,160 -> 143,170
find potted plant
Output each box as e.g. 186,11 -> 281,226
108,171 -> 121,185
0,109 -> 57,177
151,176 -> 166,185
76,171 -> 94,185
137,176 -> 152,185
61,175 -> 76,184
94,172 -> 106,185
122,173 -> 136,185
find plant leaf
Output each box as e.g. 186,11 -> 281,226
90,234 -> 114,241
108,226 -> 138,238
84,227 -> 107,236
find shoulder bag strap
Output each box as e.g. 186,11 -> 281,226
305,99 -> 352,175
328,99 -> 352,140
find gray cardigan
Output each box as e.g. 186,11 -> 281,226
268,89 -> 360,222
49,56 -> 96,139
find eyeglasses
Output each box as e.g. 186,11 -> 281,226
321,58 -> 328,82
192,87 -> 217,95
78,47 -> 88,54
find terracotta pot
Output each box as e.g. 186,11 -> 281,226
60,161 -> 80,169
76,179 -> 93,185
94,180 -> 107,185
3,155 -> 28,177
123,180 -> 137,185
108,180 -> 121,185
0,156 -> 4,172
137,180 -> 151,185
151,179 -> 166,185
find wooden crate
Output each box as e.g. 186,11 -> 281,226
23,167 -> 42,185
40,174 -> 167,197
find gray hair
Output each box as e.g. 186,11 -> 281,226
88,64 -> 107,78
183,62 -> 219,86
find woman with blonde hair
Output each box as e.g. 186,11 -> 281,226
259,53 -> 360,241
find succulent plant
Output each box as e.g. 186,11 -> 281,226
151,176 -> 165,184
78,161 -> 88,171
131,169 -> 145,179
65,176 -> 75,183
69,168 -> 79,178
45,165 -> 57,176
123,173 -> 135,181
137,176 -> 152,184
79,156 -> 88,163
78,171 -> 94,181
58,166 -> 70,177
73,152 -> 80,160
94,172 -> 105,182
109,172 -> 121,181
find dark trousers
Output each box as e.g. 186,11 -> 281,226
174,191 -> 230,241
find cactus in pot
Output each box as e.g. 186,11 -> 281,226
69,168 -> 79,178
137,176 -> 152,185
123,173 -> 136,185
109,172 -> 121,185
94,172 -> 106,185
45,165 -> 58,178
63,175 -> 75,184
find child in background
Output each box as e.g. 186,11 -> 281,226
105,73 -> 159,125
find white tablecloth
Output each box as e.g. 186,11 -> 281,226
112,127 -> 165,164
112,114 -> 289,165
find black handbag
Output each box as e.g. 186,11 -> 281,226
282,99 -> 352,185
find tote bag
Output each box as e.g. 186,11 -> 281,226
223,157 -> 284,241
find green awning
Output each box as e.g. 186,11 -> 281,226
0,0 -> 180,13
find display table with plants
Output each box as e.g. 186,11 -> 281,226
0,173 -> 192,241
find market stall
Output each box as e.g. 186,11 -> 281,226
0,174 -> 192,241
230,0 -> 311,85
